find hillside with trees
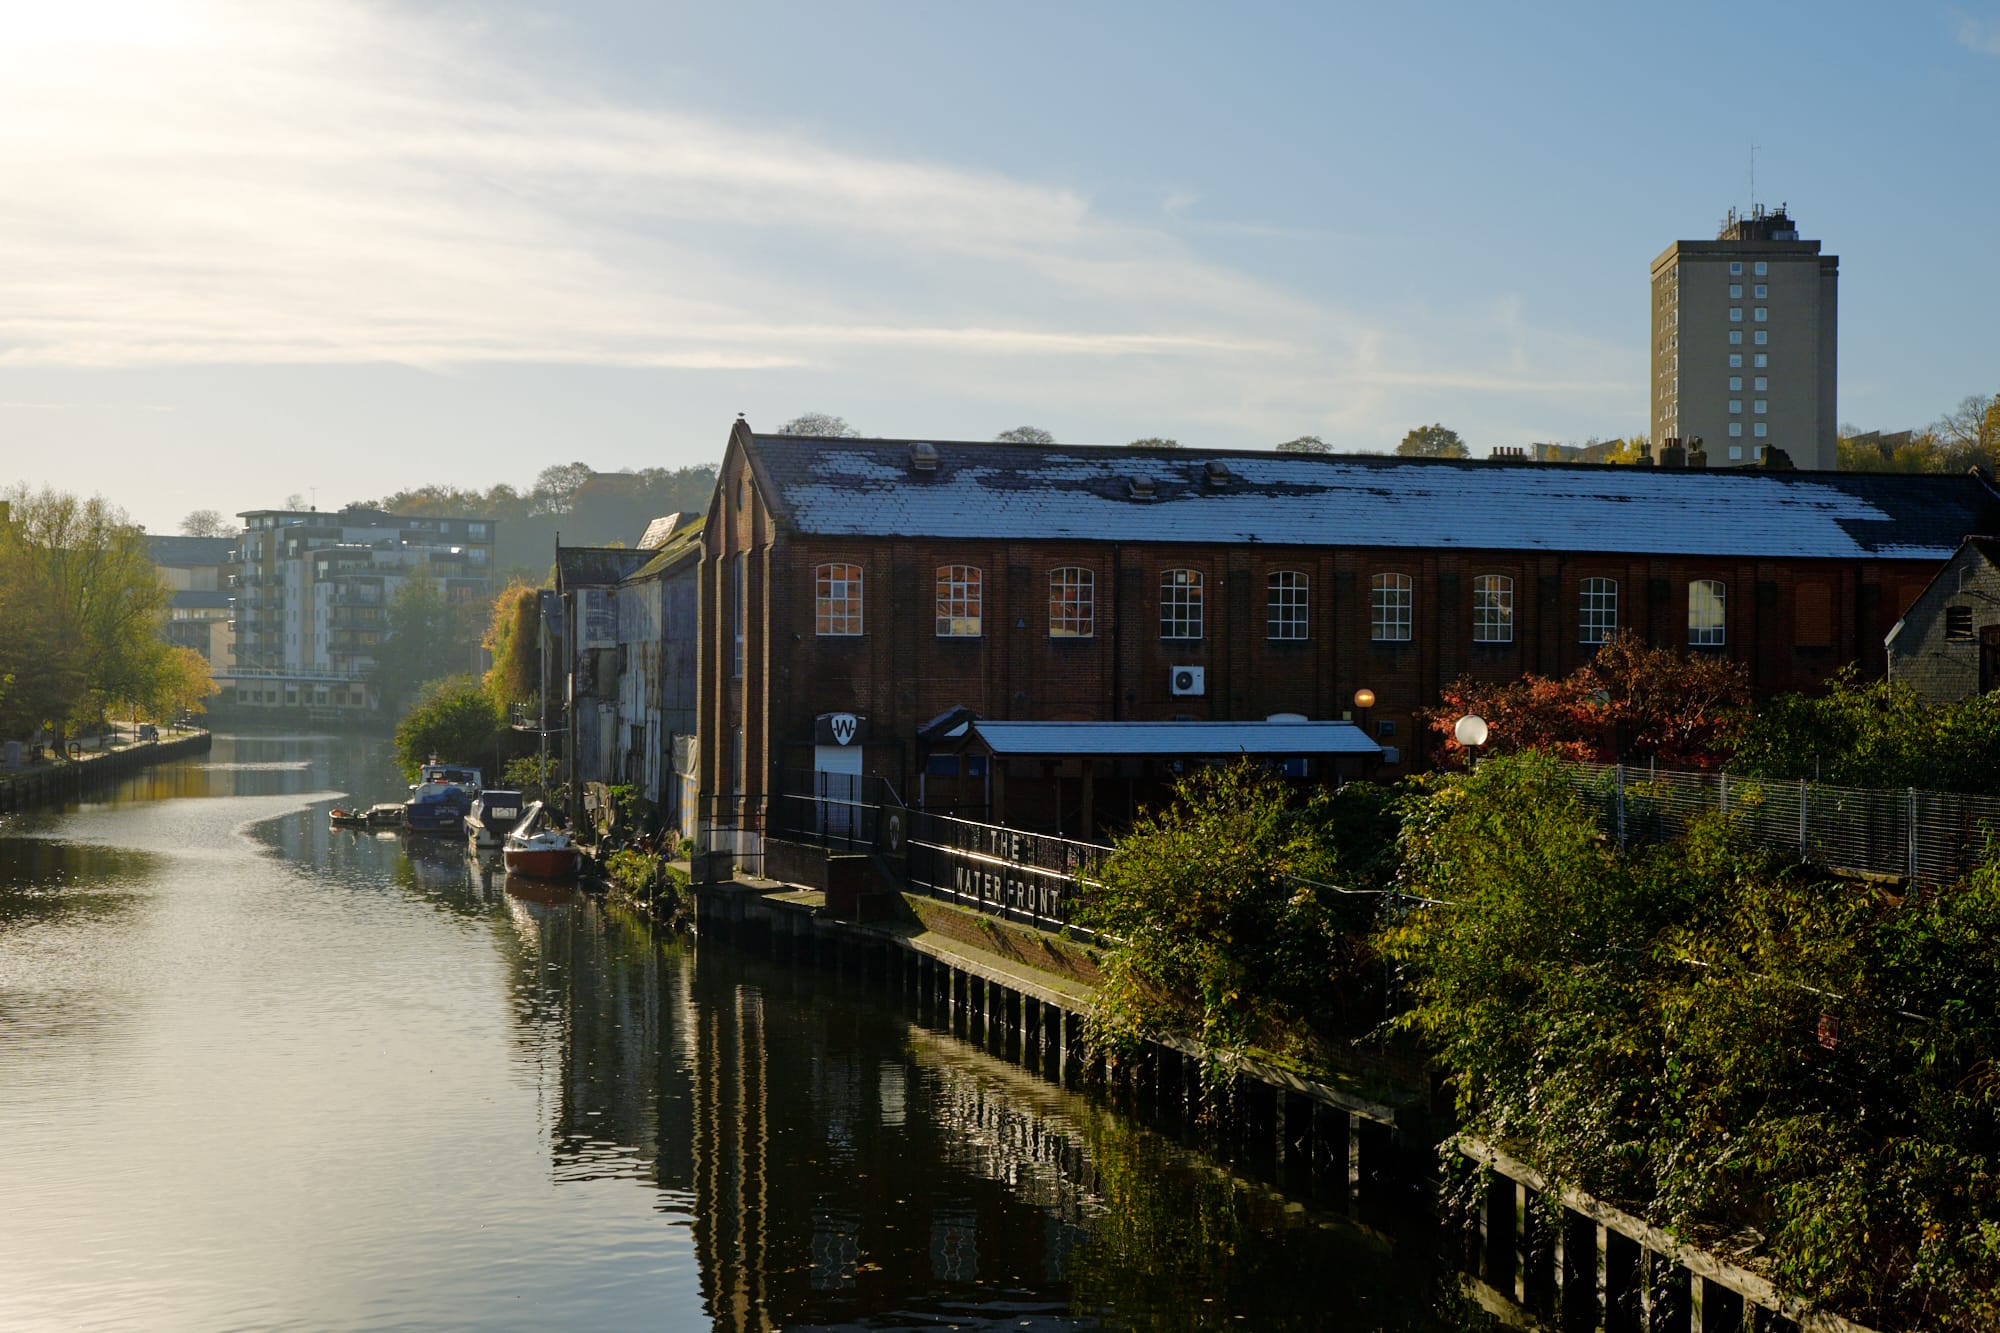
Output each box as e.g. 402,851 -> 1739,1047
361,462 -> 717,580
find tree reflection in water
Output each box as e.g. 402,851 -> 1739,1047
501,892 -> 1480,1331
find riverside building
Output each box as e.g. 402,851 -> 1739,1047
695,422 -> 1999,855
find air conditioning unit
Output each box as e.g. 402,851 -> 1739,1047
1170,665 -> 1205,696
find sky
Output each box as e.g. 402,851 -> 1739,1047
4,0 -> 1999,535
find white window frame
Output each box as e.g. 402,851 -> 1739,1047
1371,573 -> 1413,642
1729,354 -> 1743,368
1729,308 -> 1743,322
1729,423 -> 1744,437
1729,331 -> 1744,345
1579,577 -> 1617,645
1754,261 -> 1768,276
1049,567 -> 1094,638
814,562 -> 864,636
1472,574 -> 1514,644
1266,570 -> 1309,641
1753,353 -> 1768,368
1160,568 -> 1203,640
1688,579 -> 1726,647
1754,422 -> 1769,438
934,564 -> 983,637
1754,330 -> 1769,345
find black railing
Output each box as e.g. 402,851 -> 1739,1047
769,768 -> 893,853
697,793 -> 766,876
904,809 -> 1109,939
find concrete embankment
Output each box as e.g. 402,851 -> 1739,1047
0,731 -> 212,813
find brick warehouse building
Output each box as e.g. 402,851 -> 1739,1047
698,421 -> 2000,848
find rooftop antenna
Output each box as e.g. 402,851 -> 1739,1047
1748,141 -> 1759,214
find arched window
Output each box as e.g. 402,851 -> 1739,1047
1049,568 -> 1094,638
1579,577 -> 1617,645
1472,574 -> 1514,644
814,563 -> 863,636
1160,569 -> 1203,639
1688,579 -> 1726,647
935,565 -> 982,637
1267,570 -> 1309,640
1371,573 -> 1412,642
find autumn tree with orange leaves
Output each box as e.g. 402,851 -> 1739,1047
1425,635 -> 1749,768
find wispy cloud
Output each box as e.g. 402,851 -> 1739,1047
1956,14 -> 2000,54
0,0 -> 1637,447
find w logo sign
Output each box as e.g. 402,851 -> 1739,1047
828,713 -> 859,746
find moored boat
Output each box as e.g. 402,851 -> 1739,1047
329,806 -> 369,829
465,789 -> 526,851
403,761 -> 483,835
501,801 -> 582,880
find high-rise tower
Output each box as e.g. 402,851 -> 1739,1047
1650,206 -> 1838,470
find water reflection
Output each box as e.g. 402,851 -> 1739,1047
504,890 -> 1474,1330
0,732 -> 1476,1331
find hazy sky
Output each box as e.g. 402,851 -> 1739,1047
5,0 -> 1998,534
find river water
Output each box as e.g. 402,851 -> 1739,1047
0,733 -> 1480,1331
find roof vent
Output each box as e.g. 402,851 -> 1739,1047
1203,459 -> 1233,487
1127,476 -> 1157,500
909,442 -> 939,473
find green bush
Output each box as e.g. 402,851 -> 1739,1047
392,675 -> 500,780
1076,761 -> 1390,1066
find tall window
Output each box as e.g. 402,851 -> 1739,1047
1267,570 -> 1308,640
1161,569 -> 1203,639
814,563 -> 863,636
1795,583 -> 1831,647
1472,575 -> 1514,644
935,565 -> 982,637
730,554 -> 745,678
1688,579 -> 1726,647
1371,573 -> 1413,642
1049,567 -> 1094,638
1580,577 -> 1617,644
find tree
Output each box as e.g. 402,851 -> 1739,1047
1935,391 -> 2000,471
995,426 -> 1055,445
179,509 -> 230,537
1076,762 -> 1383,1062
1396,424 -> 1469,458
482,582 -> 542,709
393,675 -> 501,780
368,572 -> 485,716
0,486 -> 189,742
1275,435 -> 1330,454
1125,437 -> 1180,449
530,462 -> 595,516
775,413 -> 859,438
1426,635 -> 1748,768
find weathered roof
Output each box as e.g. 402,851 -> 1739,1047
629,516 -> 706,581
967,720 -> 1382,758
170,590 -> 231,610
146,535 -> 235,567
744,434 -> 2000,560
637,512 -> 689,549
556,546 -> 651,588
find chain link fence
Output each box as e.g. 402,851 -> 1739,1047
1562,762 -> 2000,885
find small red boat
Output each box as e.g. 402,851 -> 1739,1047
501,801 -> 582,880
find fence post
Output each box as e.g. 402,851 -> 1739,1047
1719,771 -> 1728,817
1798,779 -> 1807,860
1615,764 -> 1626,850
1909,788 -> 1920,883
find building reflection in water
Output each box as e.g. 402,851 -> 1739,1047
500,893 -> 1468,1332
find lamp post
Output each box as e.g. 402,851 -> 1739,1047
1453,713 -> 1489,769
1352,686 -> 1375,736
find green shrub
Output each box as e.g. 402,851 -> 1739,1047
392,675 -> 500,780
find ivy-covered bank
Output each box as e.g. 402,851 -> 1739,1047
1081,756 -> 2000,1332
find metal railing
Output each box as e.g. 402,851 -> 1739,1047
696,793 -> 765,876
1562,762 -> 2000,886
904,809 -> 1109,938
769,768 -> 892,853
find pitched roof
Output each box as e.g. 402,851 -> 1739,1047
555,546 -> 650,588
743,434 -> 2000,561
967,720 -> 1382,758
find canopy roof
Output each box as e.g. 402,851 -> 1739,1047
964,720 -> 1382,759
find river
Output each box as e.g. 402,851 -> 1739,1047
0,733 -> 1481,1331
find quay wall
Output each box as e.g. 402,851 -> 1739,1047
0,732 -> 212,814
